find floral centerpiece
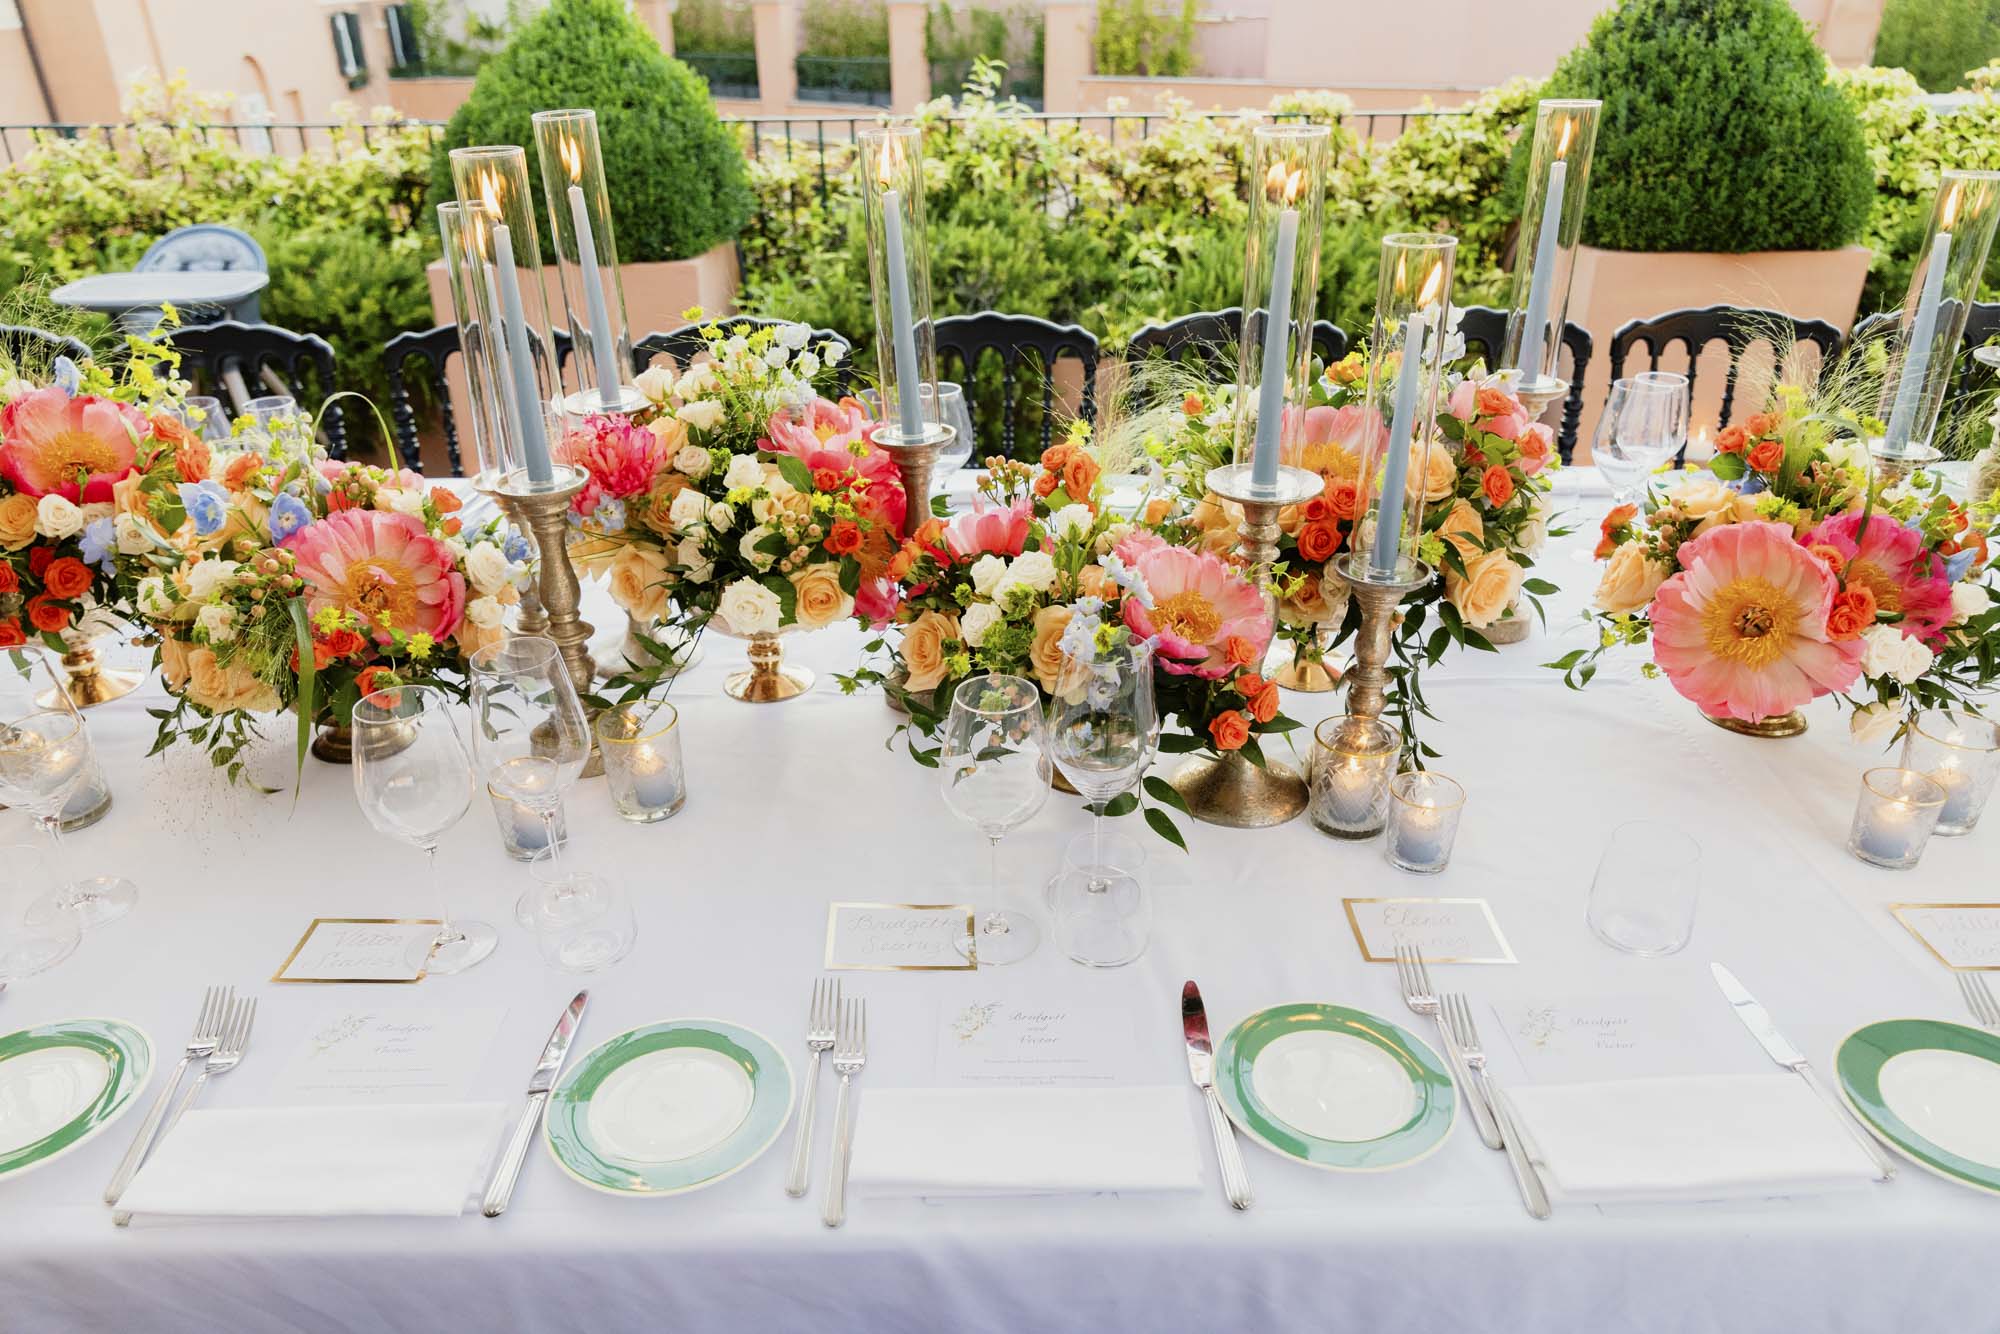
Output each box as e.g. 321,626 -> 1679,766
1557,395 -> 1998,739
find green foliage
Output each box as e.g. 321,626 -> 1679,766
801,0 -> 890,56
428,0 -> 752,265
673,0 -> 756,54
1525,0 -> 1872,253
928,4 -> 1042,99
401,0 -> 529,76
1872,0 -> 2000,93
1093,0 -> 1198,77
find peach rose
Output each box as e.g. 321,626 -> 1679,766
1668,471 -> 1757,536
789,562 -> 852,629
1407,443 -> 1457,503
457,617 -> 508,655
1445,547 -> 1525,629
1029,604 -> 1074,693
1282,568 -> 1349,628
0,494 -> 37,549
184,647 -> 280,713
901,609 -> 961,694
648,414 -> 690,453
607,545 -> 675,624
1077,564 -> 1112,599
1593,541 -> 1670,615
1192,495 -> 1242,557
159,636 -> 191,691
1437,498 -> 1485,560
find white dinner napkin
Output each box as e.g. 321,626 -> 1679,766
1502,1074 -> 1881,1204
847,1086 -> 1202,1198
115,1102 -> 507,1218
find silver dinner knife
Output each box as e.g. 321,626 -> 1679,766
483,990 -> 589,1218
1183,980 -> 1253,1210
1709,963 -> 1896,1181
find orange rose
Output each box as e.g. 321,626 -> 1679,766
0,620 -> 23,648
885,547 -> 916,582
1297,521 -> 1341,564
1244,678 -> 1279,723
913,517 -> 946,549
1033,471 -> 1059,499
1745,440 -> 1783,472
1475,385 -> 1517,417
26,595 -> 70,633
1208,710 -> 1250,751
1326,478 -> 1359,522
1744,412 -> 1775,437
40,557 -> 93,600
1062,450 -> 1100,500
1142,496 -> 1172,525
224,453 -> 264,491
1808,543 -> 1845,575
1595,503 -> 1637,559
1480,464 -> 1515,508
1826,586 -> 1877,640
429,486 -> 462,514
1182,394 -> 1205,416
0,494 -> 38,549
1039,442 -> 1073,472
1224,635 -> 1259,666
825,519 -> 862,556
1715,424 -> 1747,455
1077,564 -> 1112,599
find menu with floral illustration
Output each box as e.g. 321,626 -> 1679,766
266,1003 -> 507,1104
934,993 -> 1140,1086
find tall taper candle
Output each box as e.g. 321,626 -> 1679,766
568,183 -> 624,412
1885,228 -> 1952,452
880,187 -> 926,442
490,220 -> 553,484
1250,201 -> 1300,491
1515,157 -> 1566,388
1371,309 -> 1428,577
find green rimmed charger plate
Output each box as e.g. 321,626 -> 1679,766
1214,1003 -> 1455,1172
0,1018 -> 152,1180
545,1019 -> 793,1197
1838,1017 -> 2000,1195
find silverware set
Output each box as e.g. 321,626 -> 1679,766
108,985 -> 256,1226
789,978 -> 867,1227
1958,971 -> 2000,1030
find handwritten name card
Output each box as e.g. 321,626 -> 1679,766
273,918 -> 443,984
1343,897 -> 1516,965
1893,903 -> 2000,970
825,903 -> 976,971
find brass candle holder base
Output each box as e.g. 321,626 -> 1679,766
873,424 -> 955,538
1271,626 -> 1344,693
724,630 -> 814,702
41,629 -> 141,709
1206,462 -> 1323,576
476,477 -> 550,638
1338,556 -> 1432,722
1510,374 -> 1569,422
1703,708 -> 1807,739
1167,751 -> 1309,829
311,720 -> 354,764
1868,439 -> 1942,490
498,466 -> 601,775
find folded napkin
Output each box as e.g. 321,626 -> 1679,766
116,1103 -> 506,1218
847,1086 -> 1202,1198
1503,1074 -> 1880,1204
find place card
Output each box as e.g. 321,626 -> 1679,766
1343,897 -> 1515,964
272,918 -> 443,984
266,1002 -> 508,1104
935,993 -> 1141,1086
825,903 -> 977,971
1892,903 -> 2000,970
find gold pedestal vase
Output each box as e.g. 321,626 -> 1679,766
42,622 -> 143,709
1703,708 -> 1807,739
311,719 -> 354,764
719,627 -> 814,703
499,467 -> 602,774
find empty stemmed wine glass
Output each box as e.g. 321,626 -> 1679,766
939,674 -> 1050,965
352,684 -> 490,974
0,845 -> 79,984
1046,634 -> 1157,967
468,636 -> 590,929
0,647 -> 137,929
1592,372 -> 1689,507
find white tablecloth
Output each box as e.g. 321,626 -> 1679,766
1,470 -> 1995,1334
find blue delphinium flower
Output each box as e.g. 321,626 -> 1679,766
50,356 -> 79,397
1102,554 -> 1152,608
1058,608 -> 1100,664
177,480 -> 229,538
504,530 -> 534,564
1945,547 -> 1978,583
78,517 -> 116,573
268,492 -> 313,544
592,497 -> 628,535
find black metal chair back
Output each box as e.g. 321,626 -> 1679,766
1608,305 -> 1843,459
933,312 -> 1100,460
0,324 -> 92,374
169,320 -> 347,459
1125,308 -> 1349,377
631,319 -> 852,390
1456,305 -> 1594,462
382,324 -> 577,477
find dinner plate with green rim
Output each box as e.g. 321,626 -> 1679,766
1214,1003 -> 1455,1172
1837,1018 -> 2000,1195
545,1018 -> 793,1197
0,1018 -> 152,1181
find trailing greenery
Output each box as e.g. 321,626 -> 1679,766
1093,0 -> 1199,77
673,0 -> 756,54
427,0 -> 752,265
400,0 -> 529,76
928,3 -> 1043,99
1872,0 -> 2000,93
1522,0 -> 1873,253
801,0 -> 891,57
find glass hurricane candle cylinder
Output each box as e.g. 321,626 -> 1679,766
1877,169 -> 2000,461
1309,714 -> 1398,839
1847,767 -> 1948,870
1503,99 -> 1601,396
1384,771 -> 1465,874
1233,122 -> 1331,496
532,109 -> 642,418
857,123 -> 943,449
437,200 -> 517,484
1342,233 -> 1456,586
1900,713 -> 2000,836
596,699 -> 687,823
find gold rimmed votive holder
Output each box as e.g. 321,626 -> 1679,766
1309,713 -> 1398,839
1901,713 -> 2000,836
1384,770 -> 1465,873
1847,766 -> 1948,870
596,698 -> 687,822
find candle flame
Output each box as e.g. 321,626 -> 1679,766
1265,162 -> 1305,204
479,169 -> 504,216
1943,181 -> 1964,230
559,134 -> 582,182
1556,118 -> 1574,158
1417,259 -> 1445,308
877,136 -> 905,188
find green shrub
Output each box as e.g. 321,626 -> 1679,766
801,0 -> 890,57
402,0 -> 529,76
673,0 -> 756,54
428,0 -> 752,266
1523,0 -> 1872,253
1094,0 -> 1198,77
1872,0 -> 2000,93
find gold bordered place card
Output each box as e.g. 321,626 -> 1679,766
1892,903 -> 2000,970
825,903 -> 977,971
1343,897 -> 1516,965
272,918 -> 444,984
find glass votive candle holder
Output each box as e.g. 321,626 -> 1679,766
489,785 -> 568,862
1310,714 -> 1398,839
1900,713 -> 2000,836
1847,767 -> 1948,870
596,699 -> 686,823
1384,771 -> 1465,874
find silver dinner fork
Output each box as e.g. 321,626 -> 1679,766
821,997 -> 866,1229
1394,943 -> 1501,1149
113,995 -> 256,1226
104,986 -> 230,1206
1442,992 -> 1550,1221
786,977 -> 841,1198
1958,972 -> 2000,1030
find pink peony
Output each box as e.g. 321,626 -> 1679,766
767,397 -> 906,535
557,413 -> 670,516
943,497 -> 1032,559
0,387 -> 142,500
854,575 -> 901,627
1112,528 -> 1169,566
1445,380 -> 1478,422
1650,521 -> 1863,722
1121,545 -> 1272,678
1803,512 -> 1954,647
284,508 -> 467,645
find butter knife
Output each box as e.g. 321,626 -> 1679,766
1183,980 -> 1252,1210
1709,963 -> 1895,1181
483,990 -> 589,1218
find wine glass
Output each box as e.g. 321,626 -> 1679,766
178,395 -> 233,443
1046,636 -> 1157,967
1586,820 -> 1701,956
938,674 -> 1051,965
0,647 -> 137,928
468,636 -> 590,927
526,847 -> 637,974
352,684 -> 490,975
0,844 -> 80,984
1592,374 -> 1689,507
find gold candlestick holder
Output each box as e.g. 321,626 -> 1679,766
476,479 -> 550,638
498,465 -> 601,774
1510,374 -> 1569,423
872,424 -> 954,538
1270,624 -> 1344,692
1339,556 -> 1432,722
1165,463 -> 1320,829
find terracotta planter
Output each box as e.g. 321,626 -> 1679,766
1566,244 -> 1873,458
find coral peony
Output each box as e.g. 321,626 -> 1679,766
766,398 -> 906,535
1803,512 -> 1954,647
1121,545 -> 1272,678
284,508 -> 467,644
0,387 -> 141,501
942,497 -> 1033,559
557,413 -> 671,517
1650,521 -> 1863,722
1288,404 -> 1374,478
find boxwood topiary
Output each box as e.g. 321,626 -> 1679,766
427,0 -> 752,264
1514,0 -> 1873,254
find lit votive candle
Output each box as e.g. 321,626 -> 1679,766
489,784 -> 568,862
1900,713 -> 2000,836
597,699 -> 687,824
1385,771 -> 1465,874
1847,767 -> 1947,870
1310,714 -> 1397,839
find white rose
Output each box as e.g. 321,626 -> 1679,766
706,501 -> 736,533
724,454 -> 764,492
137,575 -> 172,615
740,525 -> 776,572
995,550 -> 1058,603
675,534 -> 713,583
1850,700 -> 1904,746
195,602 -> 236,643
1050,503 -> 1093,540
1862,624 -> 1932,684
464,542 -> 511,596
34,494 -> 82,539
377,487 -> 425,518
676,399 -> 724,432
960,601 -> 1003,648
1895,636 -> 1936,684
1951,581 -> 1992,624
114,513 -> 152,555
669,487 -> 709,532
750,492 -> 778,525
673,444 -> 712,479
186,558 -> 240,602
78,502 -> 114,527
717,577 -> 781,636
442,537 -> 469,567
674,363 -> 716,398
1520,496 -> 1551,555
777,323 -> 810,350
969,554 -> 1008,597
466,594 -> 505,629
634,365 -> 675,404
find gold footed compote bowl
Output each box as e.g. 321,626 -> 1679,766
710,616 -> 814,703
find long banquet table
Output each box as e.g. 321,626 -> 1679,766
2,469 -> 1996,1334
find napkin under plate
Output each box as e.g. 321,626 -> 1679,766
847,1086 -> 1201,1198
1503,1074 -> 1880,1204
115,1102 -> 507,1218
